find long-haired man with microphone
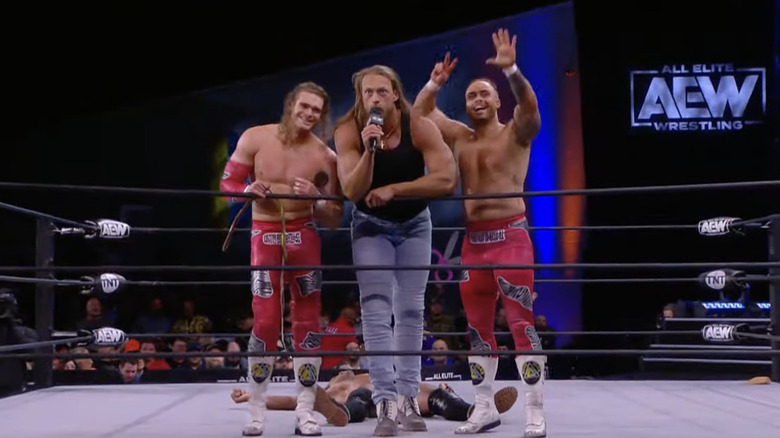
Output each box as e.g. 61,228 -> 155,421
334,65 -> 457,436
220,81 -> 344,437
413,29 -> 546,437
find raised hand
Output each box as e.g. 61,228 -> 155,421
485,28 -> 517,69
430,52 -> 458,86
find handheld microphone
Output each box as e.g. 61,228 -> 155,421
367,107 -> 384,152
84,219 -> 131,239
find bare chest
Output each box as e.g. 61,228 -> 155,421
456,139 -> 514,174
254,147 -> 326,184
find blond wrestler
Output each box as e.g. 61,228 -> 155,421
220,81 -> 344,437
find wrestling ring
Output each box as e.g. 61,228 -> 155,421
0,179 -> 779,438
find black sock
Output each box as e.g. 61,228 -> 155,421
427,387 -> 473,421
345,387 -> 374,423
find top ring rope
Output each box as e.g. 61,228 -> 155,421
1,261 -> 778,273
0,179 -> 778,201
131,213 -> 777,234
0,200 -> 94,230
133,224 -> 701,233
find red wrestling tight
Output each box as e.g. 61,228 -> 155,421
250,217 -> 322,353
459,214 -> 541,354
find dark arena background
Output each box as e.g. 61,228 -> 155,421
0,0 -> 779,436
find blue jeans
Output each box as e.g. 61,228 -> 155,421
351,207 -> 432,403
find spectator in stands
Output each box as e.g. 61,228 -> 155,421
535,314 -> 556,350
131,296 -> 172,334
426,297 -> 456,348
118,358 -> 139,383
204,343 -> 225,369
657,303 -> 676,329
75,296 -> 114,331
184,342 -> 207,370
275,356 -> 293,371
92,345 -> 120,372
122,339 -> 146,380
52,345 -> 73,370
70,347 -> 95,371
167,337 -> 188,369
337,341 -> 362,370
425,338 -> 455,366
139,339 -> 171,371
172,299 -> 212,334
321,306 -> 359,369
222,340 -> 247,371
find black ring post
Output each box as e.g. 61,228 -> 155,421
770,217 -> 780,382
33,218 -> 55,389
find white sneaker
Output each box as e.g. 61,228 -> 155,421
294,410 -> 322,436
243,399 -> 267,437
454,396 -> 500,434
518,355 -> 547,438
524,403 -> 546,438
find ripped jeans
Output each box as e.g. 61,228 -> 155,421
350,207 -> 432,404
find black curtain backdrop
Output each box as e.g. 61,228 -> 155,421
572,0 -> 778,374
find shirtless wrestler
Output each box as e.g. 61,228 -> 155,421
220,81 -> 344,437
231,371 -> 518,426
413,29 -> 545,437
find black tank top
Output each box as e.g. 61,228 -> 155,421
355,111 -> 428,222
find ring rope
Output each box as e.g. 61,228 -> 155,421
0,193 -> 773,238
108,330 -> 704,339
0,335 -> 94,353
2,348 -> 778,361
0,274 -> 88,287
134,224 -> 705,234
1,261 -> 776,273
0,200 -> 95,230
0,179 -> 777,201
3,274 -> 780,288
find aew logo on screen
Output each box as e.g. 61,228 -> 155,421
630,63 -> 766,132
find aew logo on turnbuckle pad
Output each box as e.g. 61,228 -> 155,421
630,63 -> 766,132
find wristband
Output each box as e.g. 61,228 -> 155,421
502,64 -> 519,76
424,79 -> 441,91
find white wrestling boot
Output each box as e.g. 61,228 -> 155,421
293,357 -> 323,436
454,356 -> 501,434
517,355 -> 547,438
243,335 -> 275,436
